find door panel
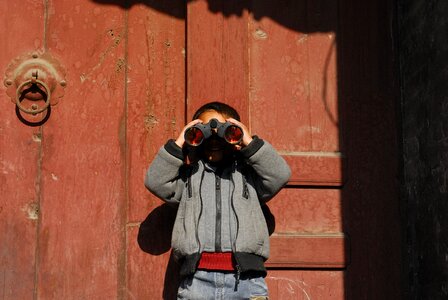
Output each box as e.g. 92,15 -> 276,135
186,1 -> 345,298
38,1 -> 126,298
0,2 -> 45,299
126,3 -> 185,298
270,188 -> 342,233
126,2 -> 185,224
248,3 -> 345,292
1,0 -> 401,299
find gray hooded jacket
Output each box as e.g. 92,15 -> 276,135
145,137 -> 291,277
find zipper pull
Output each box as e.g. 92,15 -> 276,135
216,175 -> 221,190
187,177 -> 192,198
242,176 -> 249,199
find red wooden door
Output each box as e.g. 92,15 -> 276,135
1,1 -> 401,299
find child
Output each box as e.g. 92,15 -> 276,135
145,102 -> 291,299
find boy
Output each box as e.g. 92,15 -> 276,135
145,102 -> 291,299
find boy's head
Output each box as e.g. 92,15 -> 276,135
192,101 -> 240,121
192,102 -> 240,164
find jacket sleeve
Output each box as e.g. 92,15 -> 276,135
241,137 -> 291,202
144,140 -> 186,205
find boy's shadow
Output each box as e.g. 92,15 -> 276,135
137,203 -> 180,300
137,202 -> 276,299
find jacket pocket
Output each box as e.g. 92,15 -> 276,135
171,200 -> 186,253
234,199 -> 266,253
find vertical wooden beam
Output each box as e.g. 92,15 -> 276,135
38,2 -> 126,298
0,2 -> 45,299
126,3 -> 185,298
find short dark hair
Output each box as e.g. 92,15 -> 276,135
192,101 -> 241,121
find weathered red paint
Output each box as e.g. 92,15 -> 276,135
267,234 -> 347,268
1,0 -> 401,299
187,0 -> 249,121
126,3 -> 185,299
266,270 -> 345,299
37,2 -> 127,299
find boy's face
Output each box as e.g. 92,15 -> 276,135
198,110 -> 234,163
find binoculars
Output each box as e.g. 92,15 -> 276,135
184,118 -> 244,146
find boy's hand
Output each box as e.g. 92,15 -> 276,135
175,119 -> 203,148
226,118 -> 253,149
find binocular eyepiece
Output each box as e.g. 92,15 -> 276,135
184,118 -> 244,146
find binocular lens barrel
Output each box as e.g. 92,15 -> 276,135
224,125 -> 243,144
184,127 -> 204,146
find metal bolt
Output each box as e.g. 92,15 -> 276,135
60,80 -> 67,87
5,79 -> 12,86
31,104 -> 39,115
32,53 -> 39,58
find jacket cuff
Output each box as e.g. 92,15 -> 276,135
240,136 -> 265,158
164,139 -> 184,160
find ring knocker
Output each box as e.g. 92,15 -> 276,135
4,52 -> 66,125
15,79 -> 51,115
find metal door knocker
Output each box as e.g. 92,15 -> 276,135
4,52 -> 66,125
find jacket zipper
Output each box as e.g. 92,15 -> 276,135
195,169 -> 205,256
230,168 -> 241,290
215,173 -> 222,252
186,167 -> 193,198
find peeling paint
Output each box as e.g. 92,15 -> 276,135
144,114 -> 159,130
32,133 -> 42,143
22,202 -> 39,220
115,58 -> 126,73
254,28 -> 268,40
267,276 -> 312,299
80,27 -> 125,83
1,161 -> 16,174
297,34 -> 308,44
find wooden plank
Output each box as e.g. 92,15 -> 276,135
37,2 -> 126,298
266,270 -> 344,299
187,0 -> 249,121
267,188 -> 342,234
126,3 -> 185,298
306,1 -> 339,152
249,3 -> 312,151
248,2 -> 340,180
247,6 -> 345,297
282,153 -> 344,186
126,2 -> 185,223
267,234 -> 348,268
0,2 -> 45,299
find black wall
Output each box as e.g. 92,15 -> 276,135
398,0 -> 448,299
